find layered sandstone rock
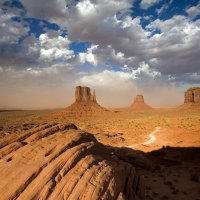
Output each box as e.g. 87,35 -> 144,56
0,123 -> 145,200
52,86 -> 108,118
131,95 -> 153,110
75,86 -> 96,102
179,87 -> 200,110
184,87 -> 200,104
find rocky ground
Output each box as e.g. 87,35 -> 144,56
0,108 -> 200,200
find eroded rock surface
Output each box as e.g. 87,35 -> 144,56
0,123 -> 145,200
184,87 -> 200,104
131,95 -> 153,110
75,86 -> 96,102
179,87 -> 200,110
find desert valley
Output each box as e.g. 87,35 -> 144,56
1,0 -> 200,199
0,86 -> 200,200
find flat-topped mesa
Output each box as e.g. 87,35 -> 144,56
134,95 -> 145,103
184,87 -> 200,104
131,94 -> 153,110
178,87 -> 200,110
75,86 -> 97,103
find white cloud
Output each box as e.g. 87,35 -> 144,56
76,0 -> 97,16
186,2 -> 200,18
145,15 -> 200,75
79,45 -> 98,66
79,70 -> 134,86
39,33 -> 74,63
140,0 -> 160,10
132,62 -> 161,78
12,0 -> 200,81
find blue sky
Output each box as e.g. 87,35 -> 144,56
0,0 -> 200,109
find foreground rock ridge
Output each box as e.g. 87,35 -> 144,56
52,86 -> 109,118
131,95 -> 153,110
179,87 -> 200,110
0,123 -> 145,200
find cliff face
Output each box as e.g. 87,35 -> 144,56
184,87 -> 200,104
131,95 -> 153,110
75,86 -> 96,102
0,123 -> 145,200
178,87 -> 200,110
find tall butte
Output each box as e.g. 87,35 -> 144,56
131,94 -> 153,110
178,87 -> 200,110
53,86 -> 108,118
75,86 -> 97,102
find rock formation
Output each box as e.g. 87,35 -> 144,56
178,87 -> 200,110
184,87 -> 200,104
52,86 -> 108,118
0,123 -> 145,200
75,86 -> 96,102
131,95 -> 153,110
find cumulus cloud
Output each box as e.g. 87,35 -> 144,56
38,33 -> 74,64
146,15 -> 200,77
16,0 -> 200,80
79,45 -> 98,66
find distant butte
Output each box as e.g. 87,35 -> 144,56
131,94 -> 153,110
75,86 -> 97,103
178,87 -> 200,110
53,86 -> 109,118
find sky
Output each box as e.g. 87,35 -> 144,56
0,0 -> 200,109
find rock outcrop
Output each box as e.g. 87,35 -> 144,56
75,86 -> 96,102
178,87 -> 200,110
131,95 -> 153,110
184,87 -> 200,104
0,123 -> 145,200
52,86 -> 108,118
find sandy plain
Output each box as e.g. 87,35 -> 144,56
0,108 -> 200,200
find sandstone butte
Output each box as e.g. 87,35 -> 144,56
52,86 -> 109,118
178,87 -> 200,110
131,95 -> 153,110
0,123 -> 145,200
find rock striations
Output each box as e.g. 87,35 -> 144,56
131,95 -> 153,110
0,123 -> 145,200
178,87 -> 200,110
75,86 -> 97,102
53,86 -> 109,118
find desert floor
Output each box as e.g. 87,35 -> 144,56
0,108 -> 200,200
